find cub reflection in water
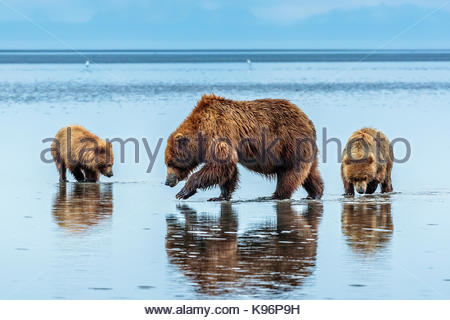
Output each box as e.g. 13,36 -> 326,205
52,183 -> 113,233
166,202 -> 322,296
341,199 -> 393,255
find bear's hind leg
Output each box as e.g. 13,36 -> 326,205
71,166 -> 85,182
208,167 -> 239,201
273,166 -> 310,200
302,158 -> 324,199
84,168 -> 100,182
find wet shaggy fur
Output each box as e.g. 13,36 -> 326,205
51,125 -> 114,182
341,128 -> 393,196
164,94 -> 324,200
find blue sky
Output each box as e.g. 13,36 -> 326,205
0,0 -> 449,48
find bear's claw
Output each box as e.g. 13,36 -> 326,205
343,193 -> 355,197
176,187 -> 197,200
208,196 -> 230,202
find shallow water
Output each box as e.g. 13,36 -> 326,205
1,58 -> 450,299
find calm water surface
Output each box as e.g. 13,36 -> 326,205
1,55 -> 450,299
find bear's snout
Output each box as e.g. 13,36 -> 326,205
355,182 -> 367,194
165,173 -> 178,187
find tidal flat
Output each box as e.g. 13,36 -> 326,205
1,55 -> 450,299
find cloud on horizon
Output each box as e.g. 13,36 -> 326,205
250,0 -> 450,23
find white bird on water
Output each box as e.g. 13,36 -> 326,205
246,59 -> 252,70
85,60 -> 90,68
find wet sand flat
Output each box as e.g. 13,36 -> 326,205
1,58 -> 450,299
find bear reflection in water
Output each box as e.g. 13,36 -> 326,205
341,199 -> 393,255
166,202 -> 322,296
52,183 -> 113,233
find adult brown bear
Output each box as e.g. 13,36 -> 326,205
164,94 -> 323,201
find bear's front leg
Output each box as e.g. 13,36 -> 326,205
365,180 -> 379,194
84,168 -> 100,182
381,178 -> 393,193
175,186 -> 197,200
176,140 -> 238,200
56,161 -> 67,182
176,162 -> 237,200
343,180 -> 354,196
71,166 -> 85,182
380,161 -> 393,193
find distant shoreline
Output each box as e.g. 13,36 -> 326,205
1,49 -> 450,63
2,49 -> 450,52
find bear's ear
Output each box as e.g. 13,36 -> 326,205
105,142 -> 113,158
95,146 -> 106,155
174,133 -> 188,147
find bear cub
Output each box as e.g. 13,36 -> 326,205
341,128 -> 393,196
51,125 -> 114,182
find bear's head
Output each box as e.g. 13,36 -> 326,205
97,141 -> 114,178
164,132 -> 200,187
343,153 -> 376,194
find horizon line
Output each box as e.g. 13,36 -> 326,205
1,48 -> 450,52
